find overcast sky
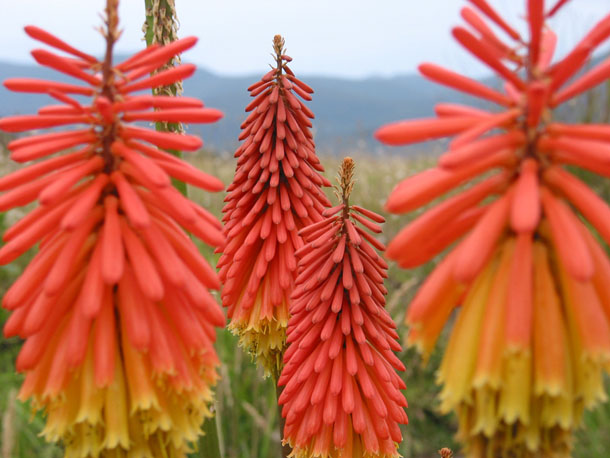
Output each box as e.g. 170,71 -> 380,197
0,0 -> 609,79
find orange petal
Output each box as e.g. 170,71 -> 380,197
439,131 -> 525,169
510,158 -> 540,233
375,116 -> 480,146
386,148 -> 515,213
467,0 -> 521,40
420,63 -> 512,105
453,191 -> 511,283
540,188 -> 594,281
505,233 -> 533,348
387,172 -> 508,261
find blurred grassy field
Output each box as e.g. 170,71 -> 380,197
1,146 -> 609,458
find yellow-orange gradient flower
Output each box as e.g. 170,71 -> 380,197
375,0 -> 610,456
279,158 -> 407,458
218,35 -> 331,374
0,7 -> 225,457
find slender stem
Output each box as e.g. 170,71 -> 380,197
271,366 -> 291,458
196,408 -> 223,458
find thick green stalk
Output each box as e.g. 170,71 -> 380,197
271,366 -> 291,458
143,0 -> 187,195
196,408 -> 223,458
143,2 -> 222,458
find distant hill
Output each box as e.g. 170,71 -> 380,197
0,58 -> 491,155
0,55 -> 607,154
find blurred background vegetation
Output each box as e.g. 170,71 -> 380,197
1,81 -> 610,457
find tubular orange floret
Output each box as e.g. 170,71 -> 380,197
438,131 -> 525,169
467,0 -> 521,40
541,188 -> 594,281
452,191 -> 511,283
539,30 -> 558,70
552,56 -> 610,106
218,35 -> 331,375
450,108 -> 521,149
280,158 -> 407,458
434,103 -> 490,118
374,116 -> 481,146
505,233 -> 533,348
528,0 -> 544,64
547,0 -> 571,17
452,27 -> 526,90
419,63 -> 513,106
461,7 -> 513,59
0,13 -> 226,458
510,158 -> 540,233
376,0 -> 610,455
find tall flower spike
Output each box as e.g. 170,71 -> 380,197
279,158 -> 408,458
218,35 -> 331,375
376,0 -> 610,456
0,2 -> 226,456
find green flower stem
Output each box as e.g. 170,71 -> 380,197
196,409 -> 223,458
271,366 -> 291,458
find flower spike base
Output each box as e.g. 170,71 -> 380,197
279,158 -> 408,458
218,35 -> 331,375
376,0 -> 610,456
0,2 -> 226,456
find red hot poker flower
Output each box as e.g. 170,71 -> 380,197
0,5 -> 225,456
218,35 -> 331,375
279,158 -> 407,458
376,0 -> 610,456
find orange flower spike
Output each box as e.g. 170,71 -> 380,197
280,158 -> 407,458
219,35 -> 331,375
376,0 -> 610,454
0,2 -> 226,455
